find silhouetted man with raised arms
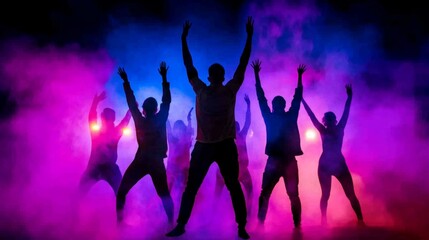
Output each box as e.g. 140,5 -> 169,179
166,17 -> 253,239
251,59 -> 306,229
79,91 -> 131,197
116,62 -> 174,225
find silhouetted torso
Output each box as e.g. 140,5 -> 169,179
194,83 -> 238,143
89,125 -> 122,166
318,125 -> 346,172
257,87 -> 303,159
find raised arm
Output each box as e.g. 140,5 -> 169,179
182,21 -> 200,82
117,109 -> 131,130
289,64 -> 306,113
158,61 -> 171,122
118,67 -> 142,120
229,17 -> 254,91
337,84 -> 352,129
251,59 -> 270,116
89,91 -> 106,124
241,94 -> 251,136
301,98 -> 324,131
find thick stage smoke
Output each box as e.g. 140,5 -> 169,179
0,0 -> 428,239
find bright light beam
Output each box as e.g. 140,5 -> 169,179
305,128 -> 317,142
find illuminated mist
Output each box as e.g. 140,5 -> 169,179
0,0 -> 428,239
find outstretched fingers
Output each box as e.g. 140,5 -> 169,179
298,64 -> 307,74
251,59 -> 261,72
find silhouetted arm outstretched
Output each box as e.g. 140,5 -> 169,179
289,64 -> 306,114
89,91 -> 106,124
337,84 -> 352,129
118,110 -> 131,130
118,67 -> 143,121
241,94 -> 251,136
228,17 -> 254,92
302,98 -> 324,132
251,59 -> 270,117
181,21 -> 205,90
158,61 -> 171,122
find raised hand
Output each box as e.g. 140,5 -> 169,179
297,64 -> 306,75
187,107 -> 194,121
244,94 -> 250,105
246,16 -> 254,36
118,67 -> 128,82
182,21 -> 192,39
251,59 -> 261,73
158,61 -> 169,78
95,91 -> 106,102
346,84 -> 352,97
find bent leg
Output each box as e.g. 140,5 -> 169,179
284,159 -> 301,227
318,166 -> 332,225
217,143 -> 247,227
258,158 -> 281,223
151,159 -> 174,223
336,168 -> 363,221
116,159 -> 146,220
78,167 -> 99,198
103,164 -> 122,196
176,143 -> 213,226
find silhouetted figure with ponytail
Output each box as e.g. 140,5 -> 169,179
166,17 -> 253,239
79,91 -> 131,197
301,84 -> 364,226
116,62 -> 174,225
215,94 -> 253,216
251,59 -> 305,229
167,107 -> 194,194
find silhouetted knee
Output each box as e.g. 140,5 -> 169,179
345,191 -> 357,202
321,195 -> 329,203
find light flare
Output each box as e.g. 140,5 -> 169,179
305,128 -> 317,141
122,127 -> 132,136
91,123 -> 101,132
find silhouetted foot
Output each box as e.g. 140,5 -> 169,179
116,210 -> 124,223
166,224 -> 185,237
294,222 -> 301,229
238,226 -> 250,239
321,218 -> 327,226
357,220 -> 366,227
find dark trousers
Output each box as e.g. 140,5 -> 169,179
79,163 -> 122,196
258,156 -> 301,226
116,148 -> 174,222
176,139 -> 247,227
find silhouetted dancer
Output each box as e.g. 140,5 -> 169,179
116,63 -> 174,224
167,107 -> 194,194
215,94 -> 253,216
251,59 -> 306,228
166,17 -> 253,239
301,84 -> 364,226
78,91 -> 131,197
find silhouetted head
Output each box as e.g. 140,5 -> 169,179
142,97 -> 158,116
101,108 -> 115,123
272,96 -> 286,112
235,121 -> 240,132
322,111 -> 337,127
208,63 -> 225,85
173,120 -> 187,136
